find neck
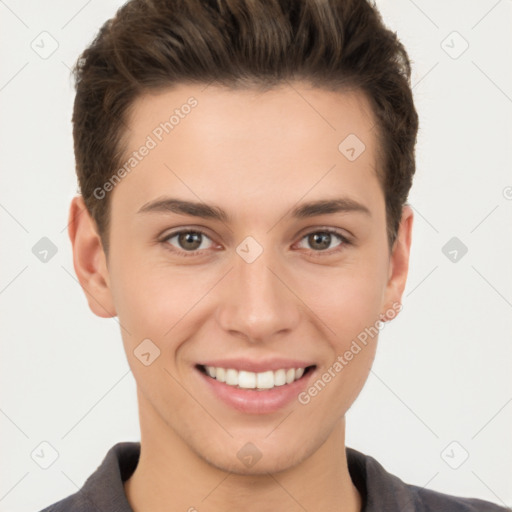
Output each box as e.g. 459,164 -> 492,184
124,390 -> 362,512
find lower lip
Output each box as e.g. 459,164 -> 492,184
195,366 -> 317,414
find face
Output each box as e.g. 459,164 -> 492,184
70,82 -> 412,475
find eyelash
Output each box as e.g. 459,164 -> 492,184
159,228 -> 352,258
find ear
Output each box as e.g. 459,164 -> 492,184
381,204 -> 413,321
67,195 -> 116,318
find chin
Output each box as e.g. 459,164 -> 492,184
195,437 -> 310,476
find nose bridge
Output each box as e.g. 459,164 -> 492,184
216,241 -> 300,341
239,250 -> 278,306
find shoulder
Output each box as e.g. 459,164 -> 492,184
346,447 -> 509,512
35,441 -> 139,512
409,484 -> 509,511
36,492 -> 91,512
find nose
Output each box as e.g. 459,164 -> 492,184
215,245 -> 301,343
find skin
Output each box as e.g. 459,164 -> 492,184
68,82 -> 413,512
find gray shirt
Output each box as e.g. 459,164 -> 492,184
38,442 -> 509,511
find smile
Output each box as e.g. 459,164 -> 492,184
195,363 -> 318,414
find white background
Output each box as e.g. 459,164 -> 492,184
1,0 -> 511,510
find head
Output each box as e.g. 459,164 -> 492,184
69,0 -> 417,474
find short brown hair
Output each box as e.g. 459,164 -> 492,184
71,0 -> 418,255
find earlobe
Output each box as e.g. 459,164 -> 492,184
67,195 -> 117,318
381,205 -> 414,322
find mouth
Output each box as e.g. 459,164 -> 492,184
194,363 -> 318,414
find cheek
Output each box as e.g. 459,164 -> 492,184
296,267 -> 384,416
296,253 -> 388,344
110,247 -> 198,332
109,259 -> 208,405
109,254 -> 222,368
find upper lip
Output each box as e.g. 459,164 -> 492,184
196,358 -> 316,373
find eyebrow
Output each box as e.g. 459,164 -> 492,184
136,196 -> 371,221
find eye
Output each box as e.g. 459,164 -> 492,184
162,229 -> 214,254
295,229 -> 350,254
160,227 -> 351,258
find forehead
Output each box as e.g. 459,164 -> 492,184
126,82 -> 377,149
113,82 -> 383,219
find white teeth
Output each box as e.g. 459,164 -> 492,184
274,369 -> 286,386
216,367 -> 226,383
256,370 -> 274,389
225,369 -> 238,386
238,370 -> 256,389
202,365 -> 310,390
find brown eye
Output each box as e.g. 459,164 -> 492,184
308,232 -> 333,250
177,232 -> 202,251
163,230 -> 214,252
296,230 -> 348,253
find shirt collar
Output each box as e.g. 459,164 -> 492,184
79,442 -> 138,512
346,446 -> 419,511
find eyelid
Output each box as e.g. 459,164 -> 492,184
295,225 -> 353,244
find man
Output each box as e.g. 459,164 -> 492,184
39,0 -> 508,510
